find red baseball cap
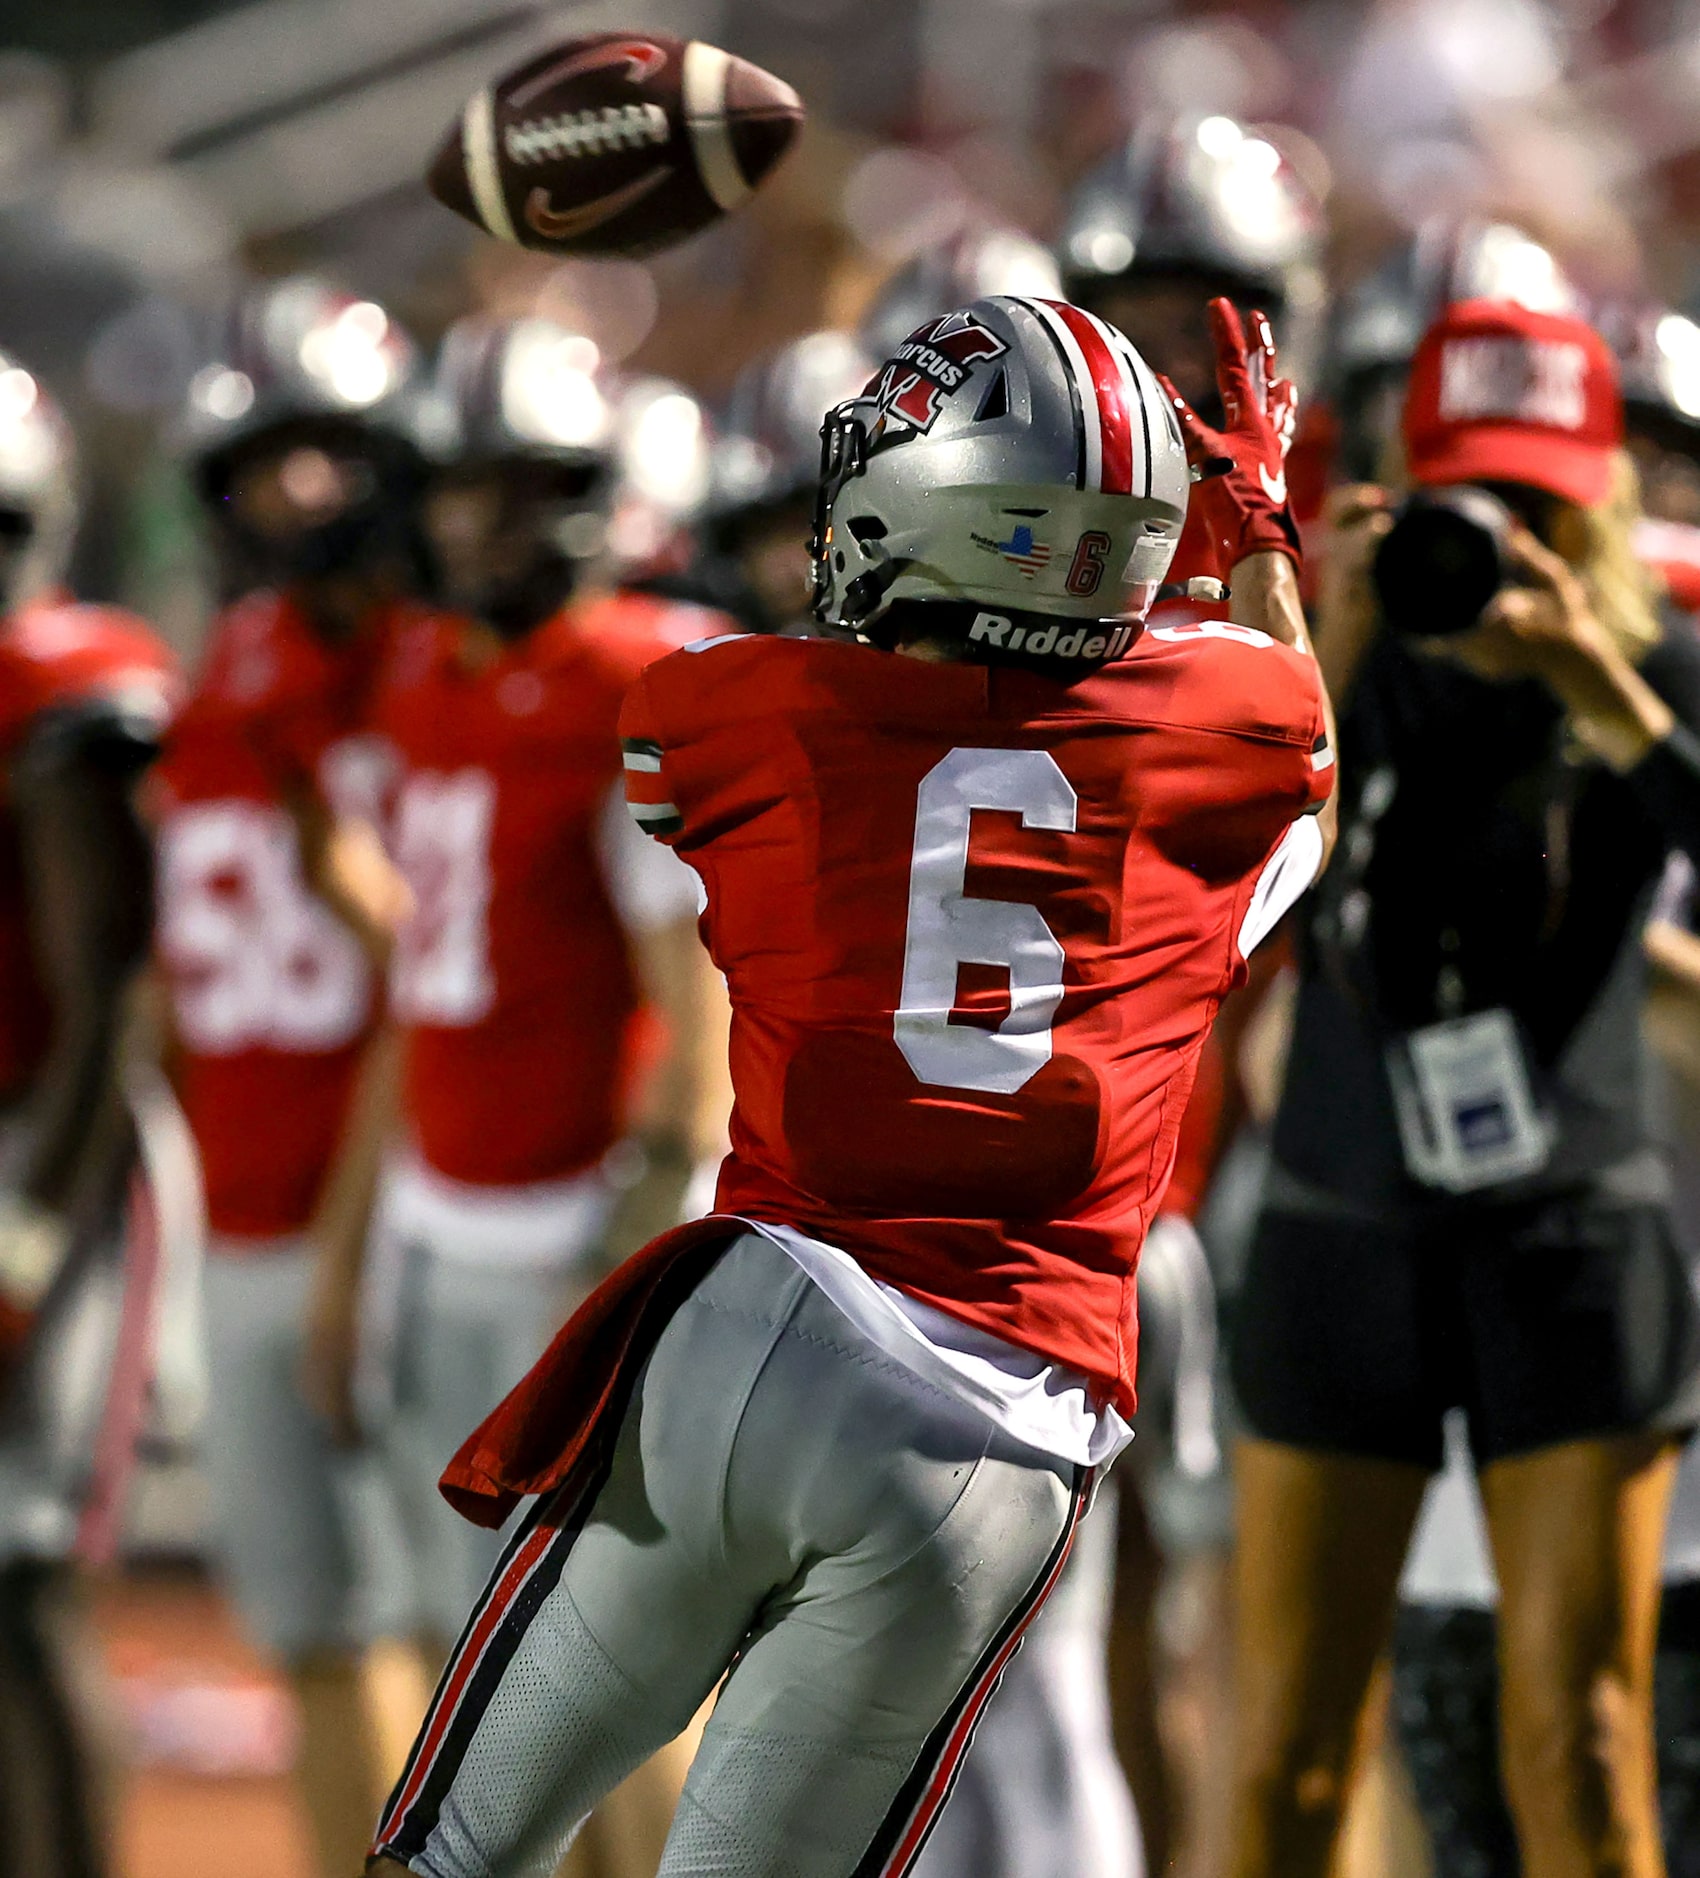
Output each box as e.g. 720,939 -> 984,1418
1402,298 -> 1623,507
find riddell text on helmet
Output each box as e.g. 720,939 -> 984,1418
968,613 -> 1142,659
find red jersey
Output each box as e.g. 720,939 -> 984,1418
375,591 -> 716,1189
622,626 -> 1330,1412
154,592 -> 392,1241
0,597 -> 175,1098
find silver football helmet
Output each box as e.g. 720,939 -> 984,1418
427,315 -> 615,471
715,329 -> 876,518
179,277 -> 424,483
0,352 -> 75,609
1597,302 -> 1700,452
1327,217 -> 1579,479
812,295 -> 1188,652
860,227 -> 1063,366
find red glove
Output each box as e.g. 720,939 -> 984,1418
1158,298 -> 1301,569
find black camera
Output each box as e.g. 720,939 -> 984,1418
1371,485 -> 1517,639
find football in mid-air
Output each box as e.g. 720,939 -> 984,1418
427,32 -> 805,257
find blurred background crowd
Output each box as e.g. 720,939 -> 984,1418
11,0 -> 1700,651
13,2 -> 1700,1878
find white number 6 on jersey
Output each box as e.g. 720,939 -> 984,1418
895,747 -> 1077,1095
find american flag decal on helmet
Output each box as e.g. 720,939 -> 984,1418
1010,298 -> 1159,500
974,523 -> 1055,579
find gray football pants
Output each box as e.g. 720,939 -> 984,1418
372,1232 -> 1090,1878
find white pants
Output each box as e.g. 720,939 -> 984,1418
201,1244 -> 409,1660
912,1480 -> 1141,1878
373,1233 -> 1090,1878
370,1161 -> 611,1647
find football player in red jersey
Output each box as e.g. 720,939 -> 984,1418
152,280 -> 423,1878
718,327 -> 1143,1878
0,355 -> 174,1878
366,294 -> 1334,1878
339,315 -> 732,1647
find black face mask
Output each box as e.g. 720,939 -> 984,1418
221,497 -> 415,586
422,457 -> 607,639
0,508 -> 34,615
203,428 -> 428,596
474,550 -> 580,640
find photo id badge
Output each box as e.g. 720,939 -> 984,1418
1387,1009 -> 1553,1194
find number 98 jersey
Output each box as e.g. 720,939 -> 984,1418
621,627 -> 1331,1413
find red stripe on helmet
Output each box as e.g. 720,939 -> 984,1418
1052,303 -> 1135,495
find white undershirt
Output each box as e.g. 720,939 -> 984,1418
745,1218 -> 1132,1468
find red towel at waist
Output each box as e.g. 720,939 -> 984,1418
439,1216 -> 741,1529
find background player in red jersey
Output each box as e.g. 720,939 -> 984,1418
366,293 -> 1333,1878
152,280 -> 423,1878
338,314 -> 732,1646
310,317 -> 734,1875
0,355 -> 174,1878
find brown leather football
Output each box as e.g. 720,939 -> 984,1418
427,33 -> 804,257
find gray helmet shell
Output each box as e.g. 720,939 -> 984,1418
1330,217 -> 1578,390
714,329 -> 875,516
1595,302 -> 1700,448
1061,115 -> 1323,297
860,227 -> 1063,365
424,315 -> 615,471
813,295 -> 1188,637
1061,114 -> 1326,390
178,277 -> 424,480
0,353 -> 75,603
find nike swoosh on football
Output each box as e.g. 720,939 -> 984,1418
1259,464 -> 1289,505
510,39 -> 669,111
524,167 -> 670,241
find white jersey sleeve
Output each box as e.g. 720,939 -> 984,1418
596,783 -> 705,935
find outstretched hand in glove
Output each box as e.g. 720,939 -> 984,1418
1158,298 -> 1301,571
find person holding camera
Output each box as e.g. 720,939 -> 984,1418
1226,297 -> 1700,1878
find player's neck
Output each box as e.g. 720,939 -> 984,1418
456,618 -> 510,672
894,633 -> 966,664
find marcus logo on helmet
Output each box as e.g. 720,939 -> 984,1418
870,310 -> 1010,433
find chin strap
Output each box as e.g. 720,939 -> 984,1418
1156,577 -> 1229,605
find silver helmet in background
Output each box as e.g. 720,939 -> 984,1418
606,375 -> 715,580
1327,218 -> 1579,478
427,314 -> 617,557
178,277 -> 427,589
422,315 -> 618,633
859,227 -> 1062,367
1596,302 -> 1700,456
0,353 -> 75,610
1059,113 -> 1327,396
714,329 -> 876,521
180,277 -> 424,491
813,295 -> 1188,663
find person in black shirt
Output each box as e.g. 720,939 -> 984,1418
1226,298 -> 1700,1878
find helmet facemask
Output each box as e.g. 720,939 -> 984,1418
203,418 -> 427,600
423,453 -> 611,639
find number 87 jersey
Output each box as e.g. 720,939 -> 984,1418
622,625 -> 1333,1416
